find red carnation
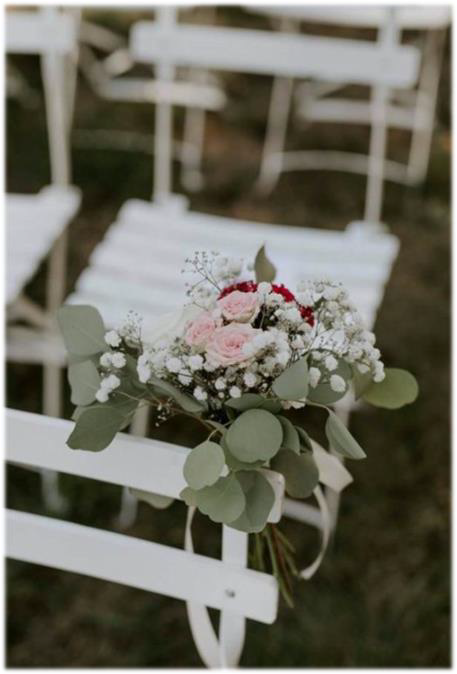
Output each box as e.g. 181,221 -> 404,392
219,280 -> 314,326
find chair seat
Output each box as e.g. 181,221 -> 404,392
6,185 -> 81,306
67,199 -> 399,334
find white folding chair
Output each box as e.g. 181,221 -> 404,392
6,8 -> 81,511
65,9 -> 417,528
250,6 -> 450,196
75,7 -> 225,192
6,408 -> 284,667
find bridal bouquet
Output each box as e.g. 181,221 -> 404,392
58,247 -> 418,605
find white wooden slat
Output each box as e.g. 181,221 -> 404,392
131,22 -> 419,89
249,6 -> 451,30
6,410 -> 285,521
6,10 -> 78,55
6,187 -> 80,305
298,98 -> 419,131
6,509 -> 278,623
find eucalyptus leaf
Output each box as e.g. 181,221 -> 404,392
195,475 -> 246,525
325,411 -> 366,460
183,441 -> 225,490
295,425 -> 313,452
271,449 -> 319,498
277,416 -> 300,453
362,368 -> 419,409
57,305 -> 106,356
180,486 -> 199,507
308,359 -> 352,405
352,368 -> 373,399
130,488 -> 174,509
272,357 -> 308,401
67,406 -> 126,451
225,394 -> 264,411
225,409 -> 283,463
226,394 -> 282,414
230,471 -> 275,533
149,375 -> 206,414
254,244 -> 276,283
221,436 -> 265,471
68,360 -> 101,406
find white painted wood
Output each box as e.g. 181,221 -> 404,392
249,6 -> 451,30
6,409 -> 284,522
6,10 -> 77,55
66,198 -> 398,332
131,21 -> 419,88
6,187 -> 80,305
6,509 -> 277,624
219,526 -> 248,666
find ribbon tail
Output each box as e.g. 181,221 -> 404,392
299,485 -> 332,580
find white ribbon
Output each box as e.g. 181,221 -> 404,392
184,507 -> 244,669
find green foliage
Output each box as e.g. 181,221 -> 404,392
308,360 -> 352,405
225,393 -> 282,413
221,435 -> 265,471
67,406 -> 127,452
193,474 -> 246,525
68,360 -> 101,406
57,305 -> 106,356
180,486 -> 199,507
149,375 -> 206,414
271,449 -> 319,498
277,415 -> 300,453
254,244 -> 276,283
325,411 -> 366,460
272,357 -> 308,401
295,425 -> 313,452
230,471 -> 275,533
225,408 -> 283,463
183,441 -> 225,490
362,368 -> 419,409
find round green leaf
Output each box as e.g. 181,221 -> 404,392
57,304 -> 106,356
149,375 -> 206,414
196,475 -> 246,524
277,415 -> 300,453
180,486 -> 199,507
225,394 -> 264,411
183,441 -> 225,490
67,406 -> 125,452
131,488 -> 174,509
272,357 -> 308,401
308,359 -> 351,405
271,449 -> 319,498
225,409 -> 283,463
362,368 -> 419,409
230,471 -> 275,533
325,411 -> 366,460
68,360 -> 101,406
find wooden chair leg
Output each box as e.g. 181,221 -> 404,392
117,405 -> 150,529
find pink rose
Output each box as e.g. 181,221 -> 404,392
206,324 -> 259,367
218,290 -> 259,323
185,312 -> 218,350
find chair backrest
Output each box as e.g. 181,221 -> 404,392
6,408 -> 284,665
129,8 -> 420,206
248,6 -> 451,30
6,8 -> 79,185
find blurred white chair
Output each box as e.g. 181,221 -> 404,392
6,8 -> 81,511
6,408 -> 284,667
249,6 -> 450,195
75,7 -> 225,192
65,8 -> 418,528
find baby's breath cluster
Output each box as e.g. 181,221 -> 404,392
129,252 -> 384,411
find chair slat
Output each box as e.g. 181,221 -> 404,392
6,509 -> 278,623
6,10 -> 77,55
131,21 -> 419,88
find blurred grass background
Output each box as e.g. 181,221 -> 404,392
6,7 -> 450,667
